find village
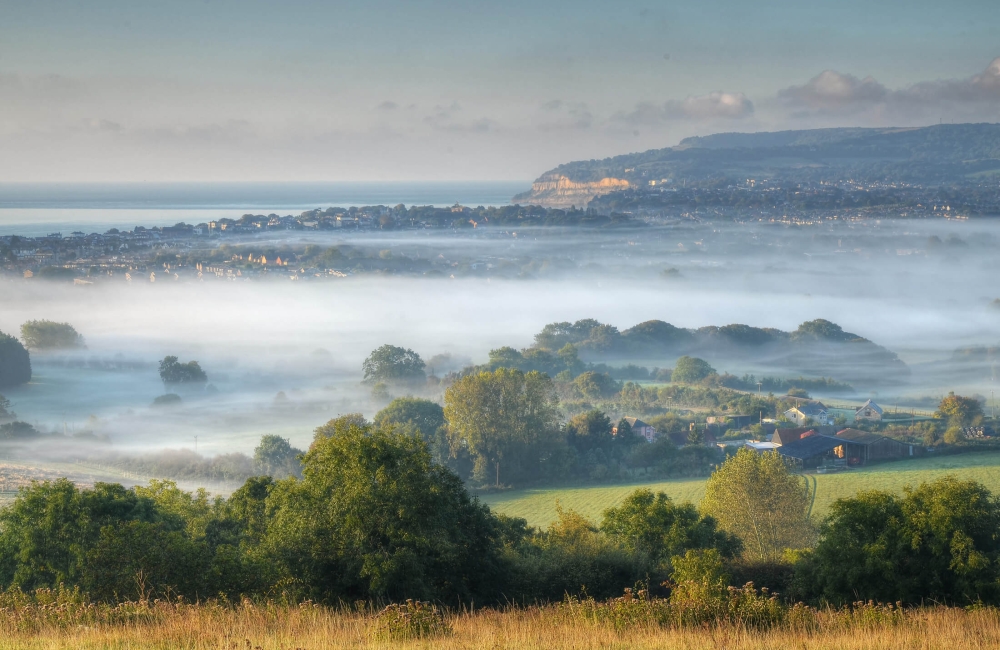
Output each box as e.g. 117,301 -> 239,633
614,395 -> 992,474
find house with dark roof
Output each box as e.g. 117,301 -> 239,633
613,416 -> 658,443
835,428 -> 917,463
775,435 -> 846,469
854,399 -> 884,422
770,426 -> 837,446
777,429 -> 920,468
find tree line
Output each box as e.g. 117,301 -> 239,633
2,424 -> 998,609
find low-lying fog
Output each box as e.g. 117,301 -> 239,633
2,216 -> 999,459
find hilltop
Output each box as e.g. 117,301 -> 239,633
514,123 -> 1000,208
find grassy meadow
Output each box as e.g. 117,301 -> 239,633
0,600 -> 996,650
482,450 -> 1000,528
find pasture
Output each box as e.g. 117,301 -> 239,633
481,451 -> 1000,528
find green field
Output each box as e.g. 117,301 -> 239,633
481,451 -> 1000,528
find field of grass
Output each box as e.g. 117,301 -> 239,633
482,451 -> 1000,528
0,599 -> 996,649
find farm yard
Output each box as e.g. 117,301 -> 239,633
481,451 -> 1000,528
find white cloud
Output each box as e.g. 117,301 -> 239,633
777,58 -> 1000,120
778,71 -> 888,111
615,91 -> 754,126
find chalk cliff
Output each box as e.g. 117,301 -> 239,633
512,174 -> 630,208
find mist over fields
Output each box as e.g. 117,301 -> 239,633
2,216 -> 999,458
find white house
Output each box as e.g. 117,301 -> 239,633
855,399 -> 884,422
783,401 -> 832,426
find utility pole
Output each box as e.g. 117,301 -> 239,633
757,382 -> 762,396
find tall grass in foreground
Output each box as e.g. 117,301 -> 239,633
0,589 -> 998,649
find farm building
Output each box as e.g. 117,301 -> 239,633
771,426 -> 837,446
835,428 -> 917,463
775,435 -> 846,469
855,399 -> 884,422
777,429 -> 919,468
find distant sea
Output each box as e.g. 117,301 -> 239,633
0,181 -> 529,236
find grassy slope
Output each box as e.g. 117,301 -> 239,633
482,451 -> 1000,528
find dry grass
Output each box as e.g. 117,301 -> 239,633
0,598 -> 998,649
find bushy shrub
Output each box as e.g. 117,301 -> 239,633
370,600 -> 451,640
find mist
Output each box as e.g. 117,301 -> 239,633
1,216 -> 999,483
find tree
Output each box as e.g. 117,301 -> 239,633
0,331 -> 31,389
601,489 -> 741,567
374,397 -> 448,462
0,394 -> 13,420
0,480 -> 208,600
374,397 -> 445,438
253,435 -> 303,478
20,320 -> 85,350
798,478 -> 1000,605
700,448 -> 813,562
0,421 -> 39,440
672,356 -> 715,384
260,422 -> 507,604
565,410 -> 613,453
362,345 -> 426,384
313,413 -> 369,443
936,392 -> 983,427
572,371 -> 620,400
444,368 -> 558,486
158,356 -> 208,388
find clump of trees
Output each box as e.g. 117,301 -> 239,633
20,321 -> 85,350
444,368 -> 559,487
2,421 -> 1000,609
362,345 -> 426,385
0,332 -> 31,389
253,435 -> 303,479
158,356 -> 208,389
672,356 -> 716,384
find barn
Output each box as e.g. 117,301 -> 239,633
835,428 -> 917,463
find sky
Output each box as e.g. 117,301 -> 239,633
1,0 -> 998,182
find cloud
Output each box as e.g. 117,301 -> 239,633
537,100 -> 593,131
615,91 -> 754,125
777,58 -> 1000,118
778,70 -> 888,111
377,100 -> 399,110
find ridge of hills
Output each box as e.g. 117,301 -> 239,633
513,123 -> 1000,208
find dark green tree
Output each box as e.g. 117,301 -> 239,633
158,356 -> 208,388
565,410 -> 614,453
362,345 -> 426,384
374,397 -> 445,438
0,331 -> 31,389
374,397 -> 448,463
261,422 -> 507,604
0,480 -> 210,600
671,356 -> 716,384
798,477 -> 1000,605
253,435 -> 303,478
572,371 -> 621,400
601,489 -> 741,567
